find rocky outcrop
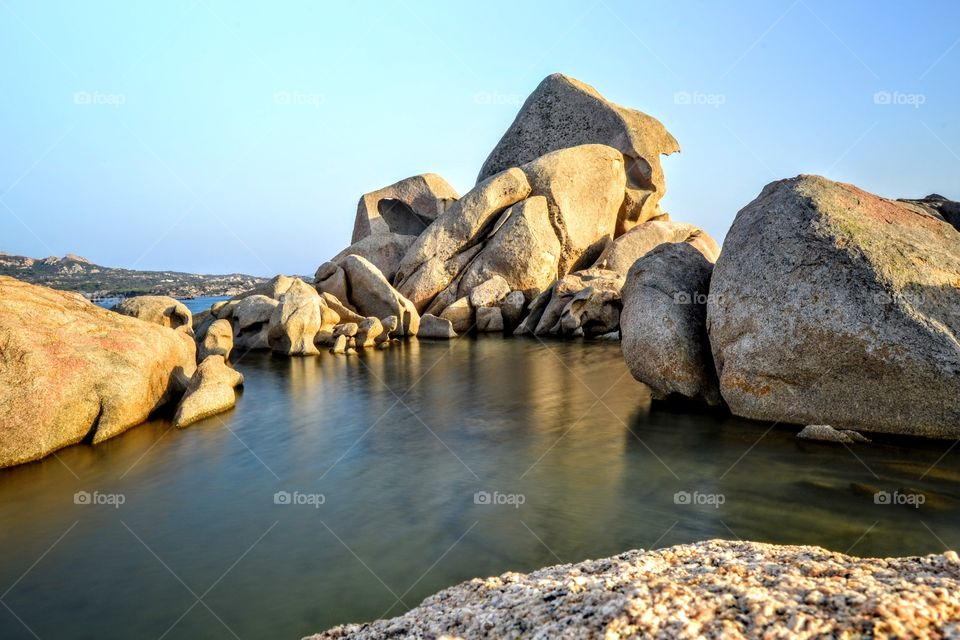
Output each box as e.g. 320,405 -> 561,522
708,175 -> 960,438
351,173 -> 459,243
231,274 -> 294,301
621,243 -> 721,405
198,318 -> 233,361
337,255 -> 419,336
308,539 -> 960,640
593,219 -> 720,275
111,295 -> 192,333
397,145 -> 627,313
516,268 -> 624,337
267,279 -> 335,356
173,355 -> 244,428
0,276 -> 196,468
477,73 -> 680,234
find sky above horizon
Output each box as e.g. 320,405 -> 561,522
1,1 -> 958,277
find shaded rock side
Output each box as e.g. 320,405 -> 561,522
351,173 -> 459,243
621,242 -> 721,405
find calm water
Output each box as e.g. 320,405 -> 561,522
0,337 -> 958,639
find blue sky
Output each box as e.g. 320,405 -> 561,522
1,0 -> 958,277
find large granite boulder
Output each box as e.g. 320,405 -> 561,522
621,243 -> 721,405
230,274 -> 293,301
0,277 -> 196,468
351,173 -> 459,243
339,255 -> 420,336
173,355 -> 244,428
477,73 -> 680,234
198,318 -> 233,361
267,278 -> 332,356
593,219 -> 720,275
232,294 -> 278,351
330,232 -> 417,284
111,295 -> 192,333
397,145 -> 626,313
708,175 -> 960,437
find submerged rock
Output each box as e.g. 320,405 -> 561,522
0,277 -> 196,468
708,175 -> 960,438
621,243 -> 721,405
111,295 -> 192,333
173,355 -> 243,428
307,539 -> 960,640
797,424 -> 871,444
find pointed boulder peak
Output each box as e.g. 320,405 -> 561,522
352,173 -> 460,244
477,73 -> 679,233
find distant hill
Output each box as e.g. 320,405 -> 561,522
0,252 -> 268,300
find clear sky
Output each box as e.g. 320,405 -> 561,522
1,0 -> 958,277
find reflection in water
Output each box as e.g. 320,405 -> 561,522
0,336 -> 957,639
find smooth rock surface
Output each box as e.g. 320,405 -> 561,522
267,279 -> 326,356
198,318 -> 233,361
416,314 -> 457,339
173,355 -> 244,428
111,295 -> 192,333
621,243 -> 721,405
477,73 -> 680,234
0,277 -> 196,468
340,255 -> 420,336
308,539 -> 960,640
708,175 -> 960,438
331,233 -> 417,284
593,219 -> 720,275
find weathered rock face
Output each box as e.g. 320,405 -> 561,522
621,243 -> 721,405
397,145 -> 626,313
232,295 -> 278,351
111,295 -> 192,333
708,175 -> 960,437
173,355 -> 244,428
517,268 -> 624,337
0,277 -> 196,468
330,232 -> 417,284
338,255 -> 420,336
199,318 -> 233,361
351,173 -> 459,243
308,539 -> 960,640
593,219 -> 720,275
898,193 -> 960,232
477,73 -> 680,234
267,279 -> 330,356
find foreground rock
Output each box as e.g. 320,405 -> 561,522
516,268 -> 624,337
621,243 -> 721,405
477,73 -> 680,234
267,279 -> 337,356
308,539 -> 960,640
797,424 -> 871,444
173,356 -> 243,428
0,276 -> 196,468
708,175 -> 960,438
111,295 -> 192,333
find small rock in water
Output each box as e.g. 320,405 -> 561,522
798,424 -> 871,444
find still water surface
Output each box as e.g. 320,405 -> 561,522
1,336 -> 957,639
